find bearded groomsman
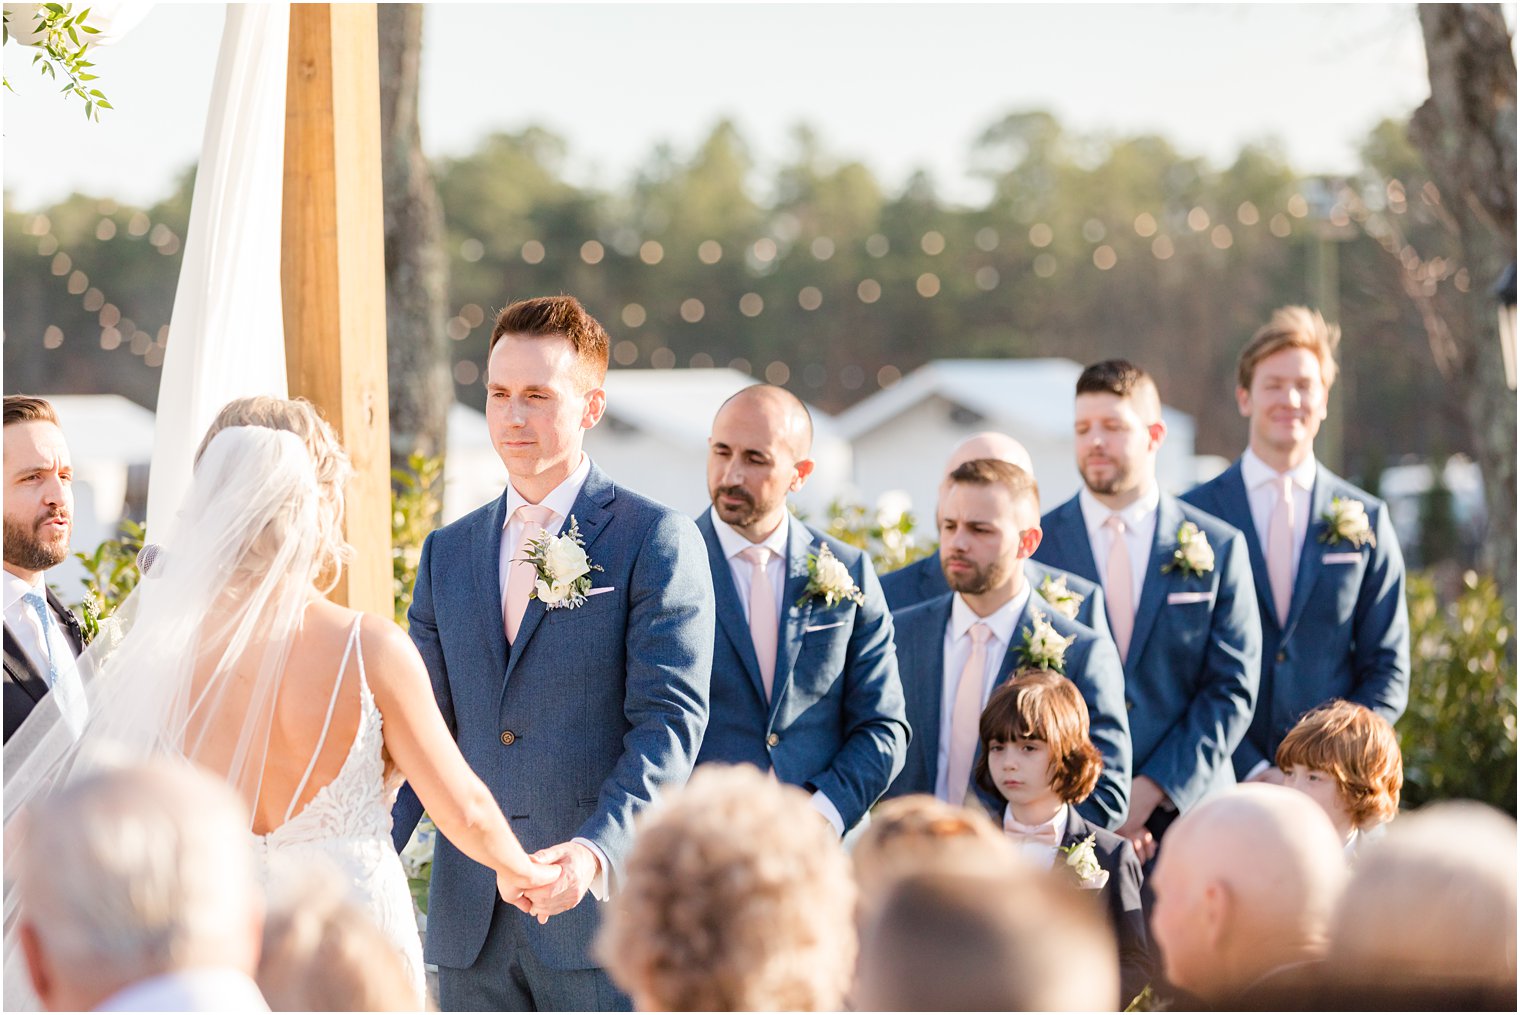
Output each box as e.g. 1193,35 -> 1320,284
883,458 -> 1132,829
880,431 -> 1109,632
1031,360 -> 1260,860
1183,307 -> 1408,783
695,385 -> 908,838
4,395 -> 87,742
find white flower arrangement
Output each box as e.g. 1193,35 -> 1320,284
1161,521 -> 1215,578
518,515 -> 604,610
1018,609 -> 1077,674
1038,573 -> 1085,621
1319,496 -> 1377,549
1061,833 -> 1110,889
796,543 -> 865,609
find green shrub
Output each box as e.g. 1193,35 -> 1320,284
391,453 -> 444,629
821,498 -> 932,575
69,517 -> 145,640
1399,571 -> 1516,815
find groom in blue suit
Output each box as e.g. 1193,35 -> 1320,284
1033,360 -> 1260,861
880,431 -> 1109,632
1183,307 -> 1408,782
392,297 -> 715,1011
694,385 -> 908,837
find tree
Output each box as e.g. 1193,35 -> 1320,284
379,4 -> 452,473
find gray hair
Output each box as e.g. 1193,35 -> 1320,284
16,759 -> 260,985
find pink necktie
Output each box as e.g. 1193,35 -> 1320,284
504,504 -> 555,643
945,622 -> 992,802
740,546 -> 778,701
1104,515 -> 1134,662
1267,475 -> 1295,626
1004,812 -> 1063,848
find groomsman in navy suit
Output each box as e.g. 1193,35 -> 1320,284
883,458 -> 1132,829
880,431 -> 1109,633
695,385 -> 908,837
1183,307 -> 1409,782
1032,360 -> 1260,861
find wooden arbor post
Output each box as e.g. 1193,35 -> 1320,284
282,4 -> 393,614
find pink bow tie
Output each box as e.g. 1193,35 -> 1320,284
1004,816 -> 1062,848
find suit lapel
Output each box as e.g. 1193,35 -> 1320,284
773,520 -> 815,723
1045,497 -> 1102,585
1220,461 -> 1275,624
1283,466 -> 1333,638
697,512 -> 768,705
503,464 -> 617,684
1060,803 -> 1089,850
1126,495 -> 1180,671
912,596 -> 954,783
45,588 -> 84,654
3,627 -> 49,705
475,489 -> 512,683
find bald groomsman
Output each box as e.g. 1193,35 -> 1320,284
1183,307 -> 1408,782
695,385 -> 908,837
1033,360 -> 1259,860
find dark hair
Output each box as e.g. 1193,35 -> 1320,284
4,394 -> 60,428
974,670 -> 1102,804
1075,359 -> 1161,414
489,295 -> 610,386
947,457 -> 1040,512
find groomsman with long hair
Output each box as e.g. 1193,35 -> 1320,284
1183,308 -> 1409,784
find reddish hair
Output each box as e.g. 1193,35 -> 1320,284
1276,700 -> 1403,828
1237,305 -> 1340,391
490,295 -> 610,388
974,670 -> 1102,804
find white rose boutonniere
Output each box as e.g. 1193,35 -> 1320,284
1161,521 -> 1215,578
518,515 -> 604,610
1018,609 -> 1077,674
1037,573 -> 1084,621
1061,833 -> 1110,890
796,543 -> 866,609
1319,496 -> 1376,549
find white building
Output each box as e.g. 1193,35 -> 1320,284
443,369 -> 851,523
835,358 -> 1197,528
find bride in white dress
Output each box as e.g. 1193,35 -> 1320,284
3,396 -> 557,1008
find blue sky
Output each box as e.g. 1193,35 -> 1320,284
1,3 -> 1484,209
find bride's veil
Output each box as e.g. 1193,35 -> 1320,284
2,422 -> 351,1008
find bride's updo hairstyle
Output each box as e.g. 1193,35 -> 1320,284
194,396 -> 354,593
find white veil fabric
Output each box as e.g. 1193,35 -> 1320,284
3,426 -> 346,1009
145,2 -> 291,541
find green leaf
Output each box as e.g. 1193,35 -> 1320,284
81,23 -> 99,33
96,99 -> 112,109
88,87 -> 103,96
44,3 -> 66,14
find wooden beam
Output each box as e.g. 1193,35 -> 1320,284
282,3 -> 392,614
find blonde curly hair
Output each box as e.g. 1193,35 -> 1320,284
596,764 -> 857,1011
194,396 -> 353,593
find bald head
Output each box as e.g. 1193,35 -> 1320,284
1150,784 -> 1347,1003
716,384 -> 813,458
944,432 -> 1034,479
708,385 -> 816,542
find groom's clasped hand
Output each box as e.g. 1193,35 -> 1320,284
497,840 -> 604,924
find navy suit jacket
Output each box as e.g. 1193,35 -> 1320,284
880,550 -> 1109,632
3,586 -> 85,743
883,587 -> 1132,829
1183,459 -> 1409,778
1033,493 -> 1261,813
1056,807 -> 1154,1009
391,463 -> 715,971
694,513 -> 909,832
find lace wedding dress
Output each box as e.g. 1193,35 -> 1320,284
253,617 -> 425,998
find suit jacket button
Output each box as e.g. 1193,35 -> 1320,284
766,733 -> 780,748
1276,651 -> 1287,663
1125,700 -> 1135,711
500,730 -> 516,746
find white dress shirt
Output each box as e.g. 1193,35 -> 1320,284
3,568 -> 58,678
95,968 -> 269,1011
1002,801 -> 1069,870
708,507 -> 847,836
1078,485 -> 1159,606
496,454 -> 610,899
1240,448 -> 1317,587
935,586 -> 1030,801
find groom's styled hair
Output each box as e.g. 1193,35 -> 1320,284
491,295 -> 610,388
946,458 -> 1040,518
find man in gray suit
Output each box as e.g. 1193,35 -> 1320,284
392,296 -> 715,1011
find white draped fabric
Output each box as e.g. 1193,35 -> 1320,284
145,2 -> 291,540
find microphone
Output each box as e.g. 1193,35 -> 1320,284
136,542 -> 163,577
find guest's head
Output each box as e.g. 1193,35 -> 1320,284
1328,801 -> 1516,999
851,795 -> 1016,928
974,671 -> 1102,821
1073,359 -> 1165,502
855,868 -> 1117,1011
486,295 -> 610,494
195,395 -> 354,592
1149,783 -> 1347,1005
15,760 -> 264,1012
707,384 -> 815,541
3,394 -> 73,585
1276,700 -> 1403,841
257,859 -> 420,1011
938,457 -> 1041,607
597,764 -> 856,1011
943,431 -> 1035,482
1236,306 -> 1338,464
